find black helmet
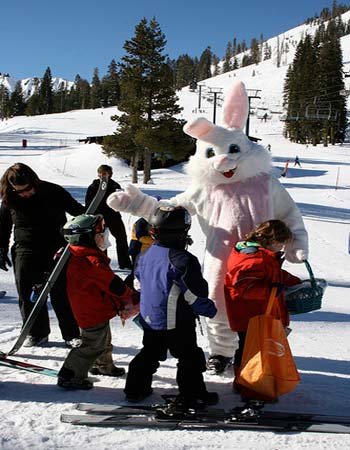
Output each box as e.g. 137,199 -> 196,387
63,214 -> 104,246
149,205 -> 191,245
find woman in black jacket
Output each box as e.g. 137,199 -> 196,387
0,163 -> 85,347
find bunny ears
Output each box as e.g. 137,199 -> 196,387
222,80 -> 249,129
184,81 -> 249,139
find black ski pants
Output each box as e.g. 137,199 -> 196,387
106,214 -> 132,269
12,246 -> 80,340
124,325 -> 208,401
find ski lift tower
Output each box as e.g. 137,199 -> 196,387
197,84 -> 207,110
245,89 -> 261,137
207,87 -> 223,124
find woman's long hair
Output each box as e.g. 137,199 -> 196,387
0,163 -> 40,208
245,220 -> 292,248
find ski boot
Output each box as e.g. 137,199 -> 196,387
207,354 -> 232,374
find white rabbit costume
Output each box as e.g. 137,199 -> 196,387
107,81 -> 308,359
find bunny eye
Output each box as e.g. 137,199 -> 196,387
229,144 -> 240,154
206,147 -> 215,158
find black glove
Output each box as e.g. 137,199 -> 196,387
0,249 -> 12,272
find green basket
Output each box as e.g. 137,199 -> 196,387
285,260 -> 326,315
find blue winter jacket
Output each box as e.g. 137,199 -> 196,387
135,242 -> 217,330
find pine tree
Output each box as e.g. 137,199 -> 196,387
90,68 -> 102,109
53,81 -> 69,113
25,78 -> 40,115
197,46 -> 212,81
101,59 -> 120,107
103,17 -> 193,183
10,81 -> 26,116
38,67 -> 53,114
223,41 -> 233,73
317,19 -> 347,144
175,54 -> 197,89
67,75 -> 90,110
250,38 -> 260,64
0,85 -> 11,120
232,37 -> 237,56
212,55 -> 220,76
284,22 -> 346,146
284,35 -> 318,144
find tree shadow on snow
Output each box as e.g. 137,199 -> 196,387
272,156 -> 350,168
291,310 -> 350,323
297,202 -> 350,223
294,356 -> 350,376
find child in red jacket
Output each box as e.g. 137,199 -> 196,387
57,214 -> 139,390
224,219 -> 301,400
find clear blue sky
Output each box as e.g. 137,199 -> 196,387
1,0 -> 347,81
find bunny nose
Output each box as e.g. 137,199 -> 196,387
215,154 -> 229,165
213,154 -> 234,171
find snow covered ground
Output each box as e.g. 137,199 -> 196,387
0,100 -> 349,449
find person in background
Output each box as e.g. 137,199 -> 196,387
0,163 -> 84,348
294,156 -> 301,167
58,214 -> 139,390
124,206 -> 218,409
128,196 -> 161,268
124,217 -> 154,288
128,217 -> 154,267
85,165 -> 132,269
224,219 -> 301,402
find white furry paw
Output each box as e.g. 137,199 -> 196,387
106,186 -> 135,212
285,248 -> 308,264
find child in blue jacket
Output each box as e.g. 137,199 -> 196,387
124,206 -> 218,408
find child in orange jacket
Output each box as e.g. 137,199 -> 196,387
224,219 -> 301,401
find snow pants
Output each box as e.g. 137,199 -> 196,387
12,246 -> 79,340
124,325 -> 208,401
59,321 -> 114,380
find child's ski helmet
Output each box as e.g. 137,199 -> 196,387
149,205 -> 191,244
63,214 -> 104,246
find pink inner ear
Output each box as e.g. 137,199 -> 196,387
223,81 -> 249,130
183,118 -> 214,139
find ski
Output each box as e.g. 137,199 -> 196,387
0,353 -> 58,377
60,411 -> 350,434
4,176 -> 108,356
75,401 -> 350,425
76,402 -> 226,418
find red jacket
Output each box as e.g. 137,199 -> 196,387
224,245 -> 301,332
66,245 -> 134,328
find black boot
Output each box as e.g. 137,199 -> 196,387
207,354 -> 232,374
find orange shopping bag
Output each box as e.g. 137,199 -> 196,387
237,287 -> 300,399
